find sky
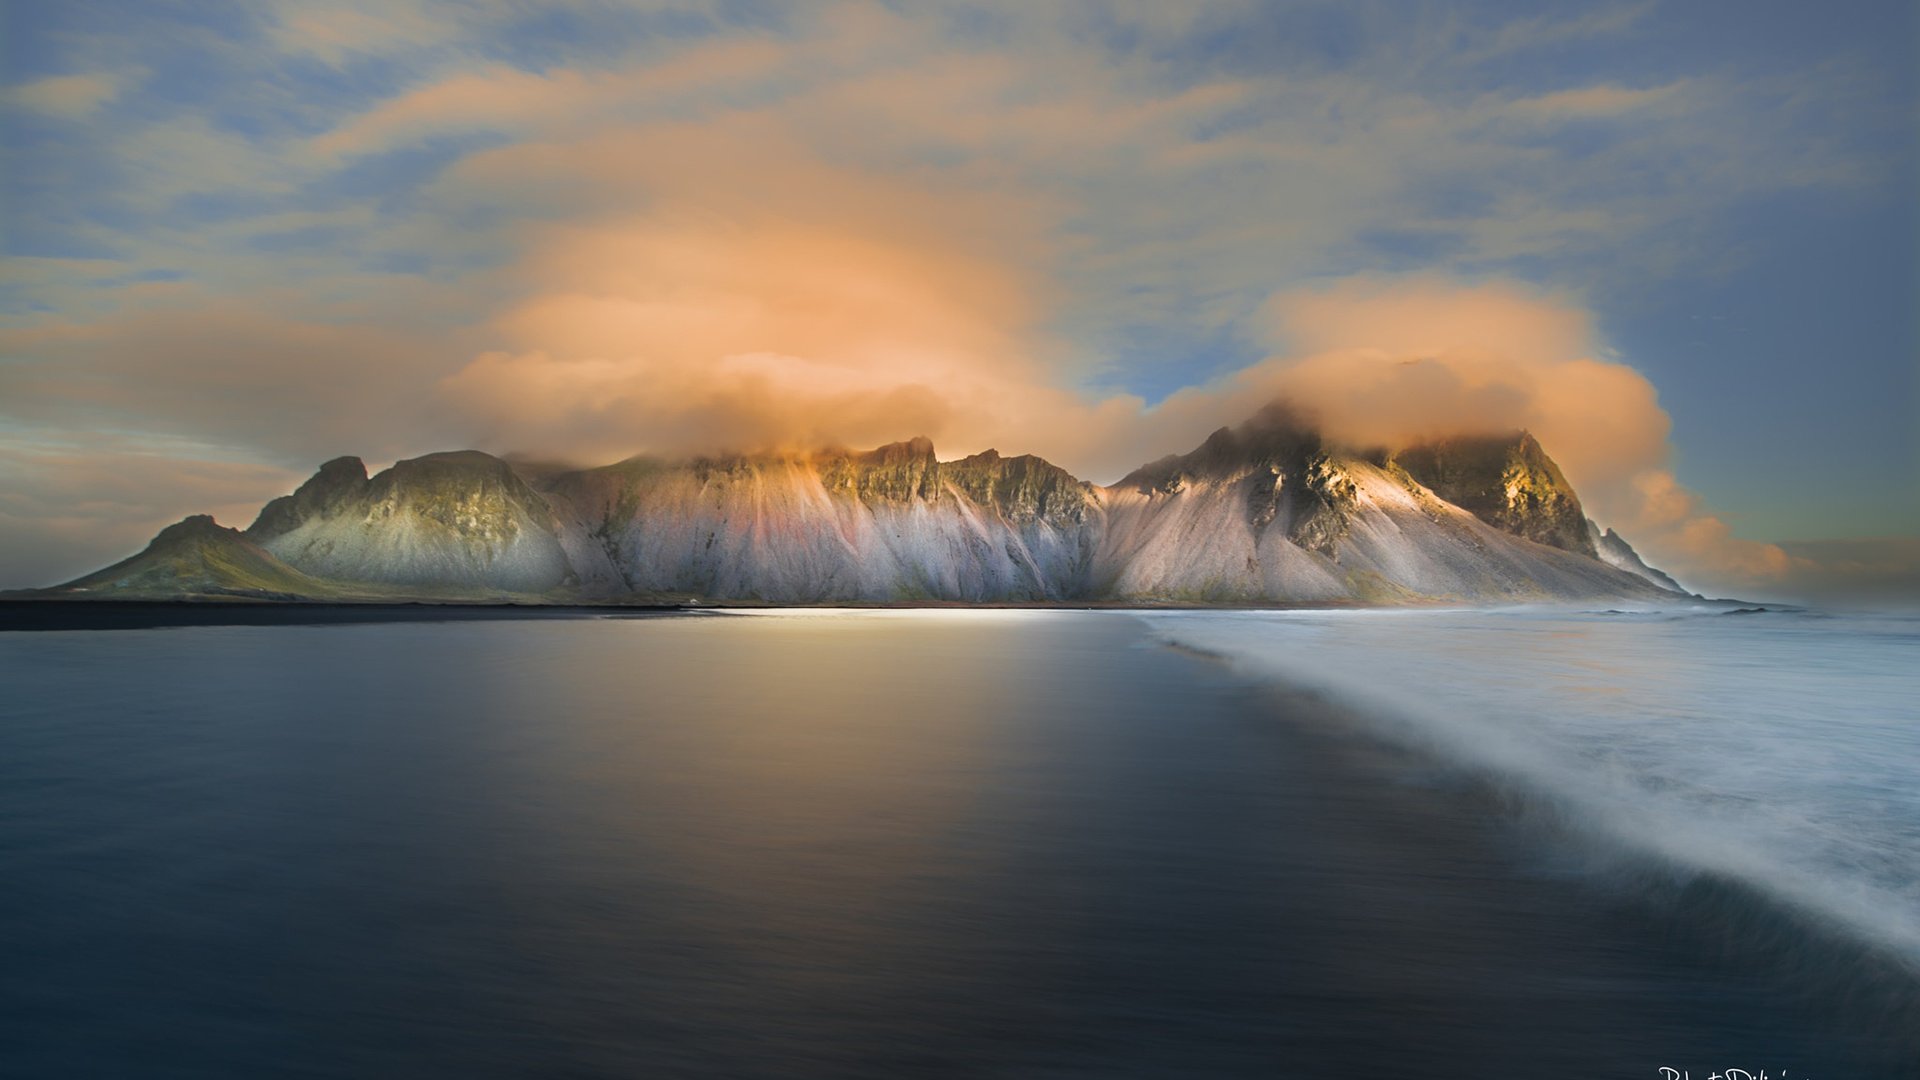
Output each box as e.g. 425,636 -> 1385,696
1,0 -> 1915,601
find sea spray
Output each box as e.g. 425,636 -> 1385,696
1136,605 -> 1920,987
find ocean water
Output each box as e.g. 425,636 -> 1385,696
1141,606 -> 1920,973
1,607 -> 1914,1078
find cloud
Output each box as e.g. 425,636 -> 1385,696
428,120 -> 1088,466
1242,278 -> 1795,593
1,1 -> 1904,595
0,283 -> 472,462
1774,538 -> 1920,608
422,178 -> 1794,593
1477,1 -> 1657,57
4,74 -> 119,118
265,1 -> 473,63
1509,82 -> 1684,119
309,39 -> 790,159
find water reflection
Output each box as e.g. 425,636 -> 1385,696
2,610 -> 1911,1076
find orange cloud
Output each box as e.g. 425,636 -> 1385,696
311,39 -> 789,158
1242,278 -> 1794,593
412,124 -> 1789,597
1508,82 -> 1684,119
428,117 -> 1096,465
0,287 -> 469,461
1,8 -> 1843,596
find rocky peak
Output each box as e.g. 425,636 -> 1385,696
1393,432 -> 1595,557
152,514 -> 239,547
816,437 -> 942,503
943,449 -> 1094,527
1106,403 -> 1360,554
1119,404 -> 1327,493
809,438 -> 1093,525
366,451 -> 554,538
247,456 -> 371,539
1285,453 -> 1357,556
314,455 -> 370,484
1589,520 -> 1686,593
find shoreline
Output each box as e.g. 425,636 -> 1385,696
0,594 -> 1760,632
1224,671 -> 1920,1045
0,599 -> 693,632
1142,609 -> 1920,1055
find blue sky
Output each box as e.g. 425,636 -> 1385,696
1,1 -> 1914,596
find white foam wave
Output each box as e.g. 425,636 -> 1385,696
1137,607 -> 1920,972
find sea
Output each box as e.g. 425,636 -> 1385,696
2,604 -> 1915,1078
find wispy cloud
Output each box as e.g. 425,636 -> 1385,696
1507,81 -> 1686,119
0,0 -> 1908,593
3,74 -> 120,119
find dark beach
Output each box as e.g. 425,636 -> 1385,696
0,599 -> 690,633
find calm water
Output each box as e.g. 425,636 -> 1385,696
2,608 -> 1914,1078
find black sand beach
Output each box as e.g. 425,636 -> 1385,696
0,599 -> 689,633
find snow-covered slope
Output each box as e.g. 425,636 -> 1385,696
1588,519 -> 1689,593
543,440 -> 1098,602
59,404 -> 1688,605
1087,408 -> 1670,603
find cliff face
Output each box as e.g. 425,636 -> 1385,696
543,440 -> 1100,602
1392,432 -> 1597,557
245,451 -> 575,593
248,456 -> 371,540
1588,519 -> 1687,593
61,403 -> 1688,604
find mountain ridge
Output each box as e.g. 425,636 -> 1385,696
33,405 -> 1688,605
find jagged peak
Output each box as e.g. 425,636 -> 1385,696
314,455 -> 369,482
1117,402 -> 1327,492
248,456 -> 374,539
1587,518 -> 1687,593
859,435 -> 937,463
387,450 -> 517,475
48,396 -> 1679,603
1394,431 -> 1594,557
152,514 -> 238,545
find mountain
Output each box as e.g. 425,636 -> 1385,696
545,439 -> 1098,602
39,404 -> 1686,605
51,515 -> 341,601
1391,431 -> 1595,557
246,452 -> 574,593
1087,406 -> 1664,603
1588,520 -> 1687,592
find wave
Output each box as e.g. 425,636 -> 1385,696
1137,608 -> 1920,1018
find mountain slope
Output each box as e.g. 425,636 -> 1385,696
54,403 -> 1689,605
50,515 -> 343,600
247,451 -> 576,593
1589,520 -> 1688,593
1392,431 -> 1596,556
543,440 -> 1099,602
1088,408 -> 1667,603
